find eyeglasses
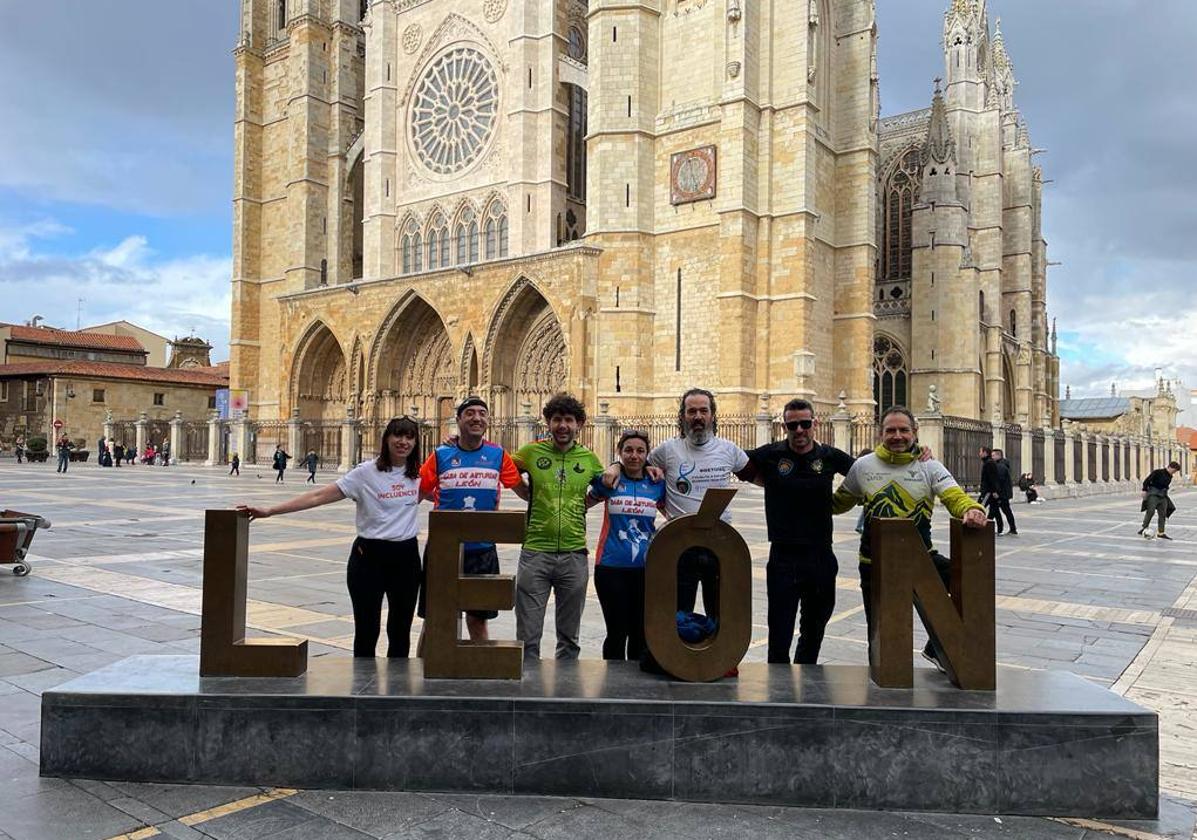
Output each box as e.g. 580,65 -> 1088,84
784,419 -> 814,431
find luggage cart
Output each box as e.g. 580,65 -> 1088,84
0,509 -> 51,577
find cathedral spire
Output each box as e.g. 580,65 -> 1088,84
925,80 -> 955,164
991,17 -> 1017,111
920,81 -> 959,205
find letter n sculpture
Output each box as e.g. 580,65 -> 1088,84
643,488 -> 752,682
200,510 -> 308,677
869,518 -> 996,690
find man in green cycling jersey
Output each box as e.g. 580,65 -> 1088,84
512,393 -> 605,660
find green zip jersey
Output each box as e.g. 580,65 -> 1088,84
513,440 -> 605,553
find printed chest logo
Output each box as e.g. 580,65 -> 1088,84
450,457 -> 461,466
811,459 -> 824,474
778,458 -> 794,476
536,456 -> 552,470
676,462 -> 696,495
572,463 -> 586,474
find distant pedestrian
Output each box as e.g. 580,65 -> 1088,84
272,445 -> 291,483
303,450 -> 319,483
991,449 -> 1018,533
56,435 -> 71,473
14,436 -> 25,463
1018,472 -> 1041,504
113,442 -> 124,467
980,447 -> 1017,535
229,453 -> 241,476
1140,461 -> 1181,540
160,441 -> 171,467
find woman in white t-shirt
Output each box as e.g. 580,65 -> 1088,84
238,417 -> 425,658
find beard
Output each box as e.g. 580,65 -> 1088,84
685,424 -> 712,445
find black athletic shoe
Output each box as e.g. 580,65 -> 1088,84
921,649 -> 947,675
1157,533 -> 1173,541
1008,529 -> 1019,535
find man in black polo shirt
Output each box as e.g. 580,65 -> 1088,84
742,398 -> 854,664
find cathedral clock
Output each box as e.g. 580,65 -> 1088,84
670,145 -> 717,205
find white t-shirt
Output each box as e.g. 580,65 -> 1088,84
649,436 -> 749,521
335,460 -> 422,541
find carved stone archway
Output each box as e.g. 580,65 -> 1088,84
372,294 -> 456,423
293,322 -> 347,422
483,278 -> 566,417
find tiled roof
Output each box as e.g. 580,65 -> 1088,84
4,324 -> 146,353
0,361 -> 227,387
1058,397 -> 1132,420
1178,426 -> 1197,448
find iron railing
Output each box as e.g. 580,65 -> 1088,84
1053,433 -> 1065,484
181,422 -> 209,462
943,415 -> 991,491
1087,439 -> 1097,482
1031,429 -> 1045,483
1000,424 -> 1023,479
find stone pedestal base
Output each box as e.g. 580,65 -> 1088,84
40,656 -> 1158,818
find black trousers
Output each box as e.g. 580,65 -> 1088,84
677,546 -> 719,618
859,549 -> 951,659
346,536 -> 422,658
594,565 -> 646,661
986,494 -> 1017,532
766,543 -> 838,664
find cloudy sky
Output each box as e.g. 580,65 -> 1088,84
0,1 -> 1192,397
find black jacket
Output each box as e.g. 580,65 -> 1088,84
1143,468 -> 1173,497
995,459 -> 1014,500
980,456 -> 1001,497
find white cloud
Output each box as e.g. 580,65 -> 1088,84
0,221 -> 230,361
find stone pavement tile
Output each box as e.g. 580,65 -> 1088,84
45,651 -> 121,674
0,653 -> 53,679
105,795 -> 173,827
1093,792 -> 1197,840
288,790 -> 452,836
1,667 -> 78,696
0,746 -> 71,800
0,786 -> 142,840
386,807 -> 531,840
199,799 -> 375,840
157,820 -> 209,840
107,781 -> 263,819
420,792 -> 580,832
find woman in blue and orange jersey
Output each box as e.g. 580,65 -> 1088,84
586,430 -> 666,661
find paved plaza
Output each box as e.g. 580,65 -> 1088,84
0,461 -> 1195,839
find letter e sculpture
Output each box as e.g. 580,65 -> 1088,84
423,510 -> 525,679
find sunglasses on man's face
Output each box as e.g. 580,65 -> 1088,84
785,419 -> 814,431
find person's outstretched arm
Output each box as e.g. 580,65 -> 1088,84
238,483 -> 345,520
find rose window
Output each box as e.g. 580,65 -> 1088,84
410,47 -> 499,175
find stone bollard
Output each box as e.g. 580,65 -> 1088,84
593,402 -> 615,462
515,401 -> 537,448
288,408 -> 303,466
169,411 -> 184,464
135,411 -> 148,461
205,411 -> 222,466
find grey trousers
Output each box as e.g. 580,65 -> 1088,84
1142,495 -> 1169,533
516,548 -> 589,660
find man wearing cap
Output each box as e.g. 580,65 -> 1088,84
419,397 -> 528,641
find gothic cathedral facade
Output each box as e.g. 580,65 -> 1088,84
229,0 -> 1056,432
874,0 -> 1059,428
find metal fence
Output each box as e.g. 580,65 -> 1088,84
943,415 -> 991,491
1073,440 -> 1083,481
1087,439 -> 1097,483
301,422 -> 343,468
1125,444 -> 1132,481
1000,424 -> 1023,479
181,421 -> 209,462
1112,441 -> 1120,482
248,421 -> 288,465
850,416 -> 877,456
1031,429 -> 1045,483
1053,434 -> 1065,484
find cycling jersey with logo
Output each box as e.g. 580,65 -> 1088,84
513,440 -> 604,553
588,473 -> 666,568
419,441 -> 521,551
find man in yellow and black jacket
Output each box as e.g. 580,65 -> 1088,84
832,406 -> 987,671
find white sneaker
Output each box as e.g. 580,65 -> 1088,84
1143,532 -> 1155,540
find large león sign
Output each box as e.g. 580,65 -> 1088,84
199,499 -> 996,689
